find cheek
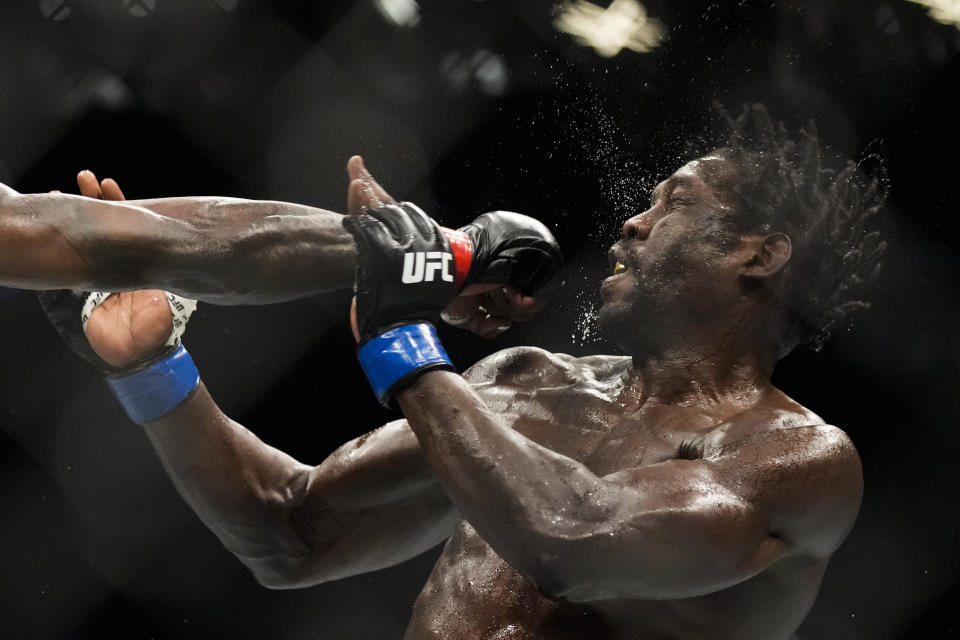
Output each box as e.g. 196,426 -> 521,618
643,233 -> 699,283
644,238 -> 732,299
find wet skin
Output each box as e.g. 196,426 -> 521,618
393,155 -> 861,638
0,180 -> 356,303
401,350 -> 851,639
2,160 -> 535,336
84,155 -> 862,639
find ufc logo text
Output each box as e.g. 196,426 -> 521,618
402,252 -> 454,283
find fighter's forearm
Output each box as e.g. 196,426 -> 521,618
144,385 -> 452,588
0,188 -> 357,303
125,196 -> 357,303
398,371 -> 604,577
143,384 -> 318,567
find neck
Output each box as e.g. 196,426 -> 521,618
619,322 -> 778,408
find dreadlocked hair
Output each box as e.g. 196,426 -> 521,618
716,103 -> 887,352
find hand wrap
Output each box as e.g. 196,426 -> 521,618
343,202 -> 563,406
343,203 -> 457,406
38,289 -> 200,423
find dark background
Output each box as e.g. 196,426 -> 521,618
1,0 -> 958,638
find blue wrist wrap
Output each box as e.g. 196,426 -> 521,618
106,345 -> 200,423
357,323 -> 453,407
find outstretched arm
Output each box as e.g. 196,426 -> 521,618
0,181 -> 355,304
39,172 -> 457,588
396,369 -> 863,601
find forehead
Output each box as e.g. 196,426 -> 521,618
652,155 -> 735,201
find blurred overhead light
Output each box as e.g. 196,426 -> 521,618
373,0 -> 421,28
553,0 -> 665,57
57,70 -> 135,115
38,0 -> 75,21
906,0 -> 960,29
123,0 -> 156,17
440,49 -> 509,97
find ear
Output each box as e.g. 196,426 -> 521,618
739,232 -> 791,279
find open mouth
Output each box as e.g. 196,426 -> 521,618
612,260 -> 627,275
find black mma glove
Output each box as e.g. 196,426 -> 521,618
459,210 -> 564,296
342,202 -> 563,407
344,203 -> 460,343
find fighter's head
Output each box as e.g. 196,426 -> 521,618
599,104 -> 886,361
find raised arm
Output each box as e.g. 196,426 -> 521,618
0,182 -> 355,304
40,284 -> 458,589
397,371 -> 863,601
144,388 -> 457,588
34,172 -> 460,589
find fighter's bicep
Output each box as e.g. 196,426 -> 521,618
542,461 -> 788,601
309,419 -> 439,508
272,419 -> 456,586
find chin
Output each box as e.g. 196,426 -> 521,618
598,295 -> 659,353
597,301 -> 632,344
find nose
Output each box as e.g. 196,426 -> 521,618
622,210 -> 653,240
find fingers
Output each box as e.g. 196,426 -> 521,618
342,212 -> 392,259
485,285 -> 544,321
77,170 -> 102,199
441,292 -> 513,340
441,296 -> 511,339
348,178 -> 383,213
346,155 -> 396,212
76,171 -> 126,201
441,284 -> 546,339
459,284 -> 542,320
99,178 -> 125,201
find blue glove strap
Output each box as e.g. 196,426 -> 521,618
106,345 -> 200,423
357,323 -> 453,407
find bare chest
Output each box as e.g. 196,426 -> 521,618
409,521 -> 822,640
480,380 -> 723,475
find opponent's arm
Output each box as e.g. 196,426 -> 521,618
42,288 -> 458,589
144,390 -> 457,588
37,174 -> 458,589
0,183 -> 355,303
398,373 -> 862,601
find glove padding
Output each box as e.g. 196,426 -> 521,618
460,211 -> 564,296
343,203 -> 458,342
343,203 -> 564,341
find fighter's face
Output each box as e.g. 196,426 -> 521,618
598,156 -> 744,351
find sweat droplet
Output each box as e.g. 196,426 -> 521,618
572,292 -> 600,346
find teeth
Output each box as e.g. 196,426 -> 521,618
613,261 -> 627,275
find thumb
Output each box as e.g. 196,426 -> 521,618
348,178 -> 383,213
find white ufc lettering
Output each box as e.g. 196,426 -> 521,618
402,251 -> 453,283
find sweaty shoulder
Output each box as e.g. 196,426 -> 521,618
463,346 -> 629,388
711,397 -> 863,558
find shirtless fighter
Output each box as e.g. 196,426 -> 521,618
42,105 -> 885,639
